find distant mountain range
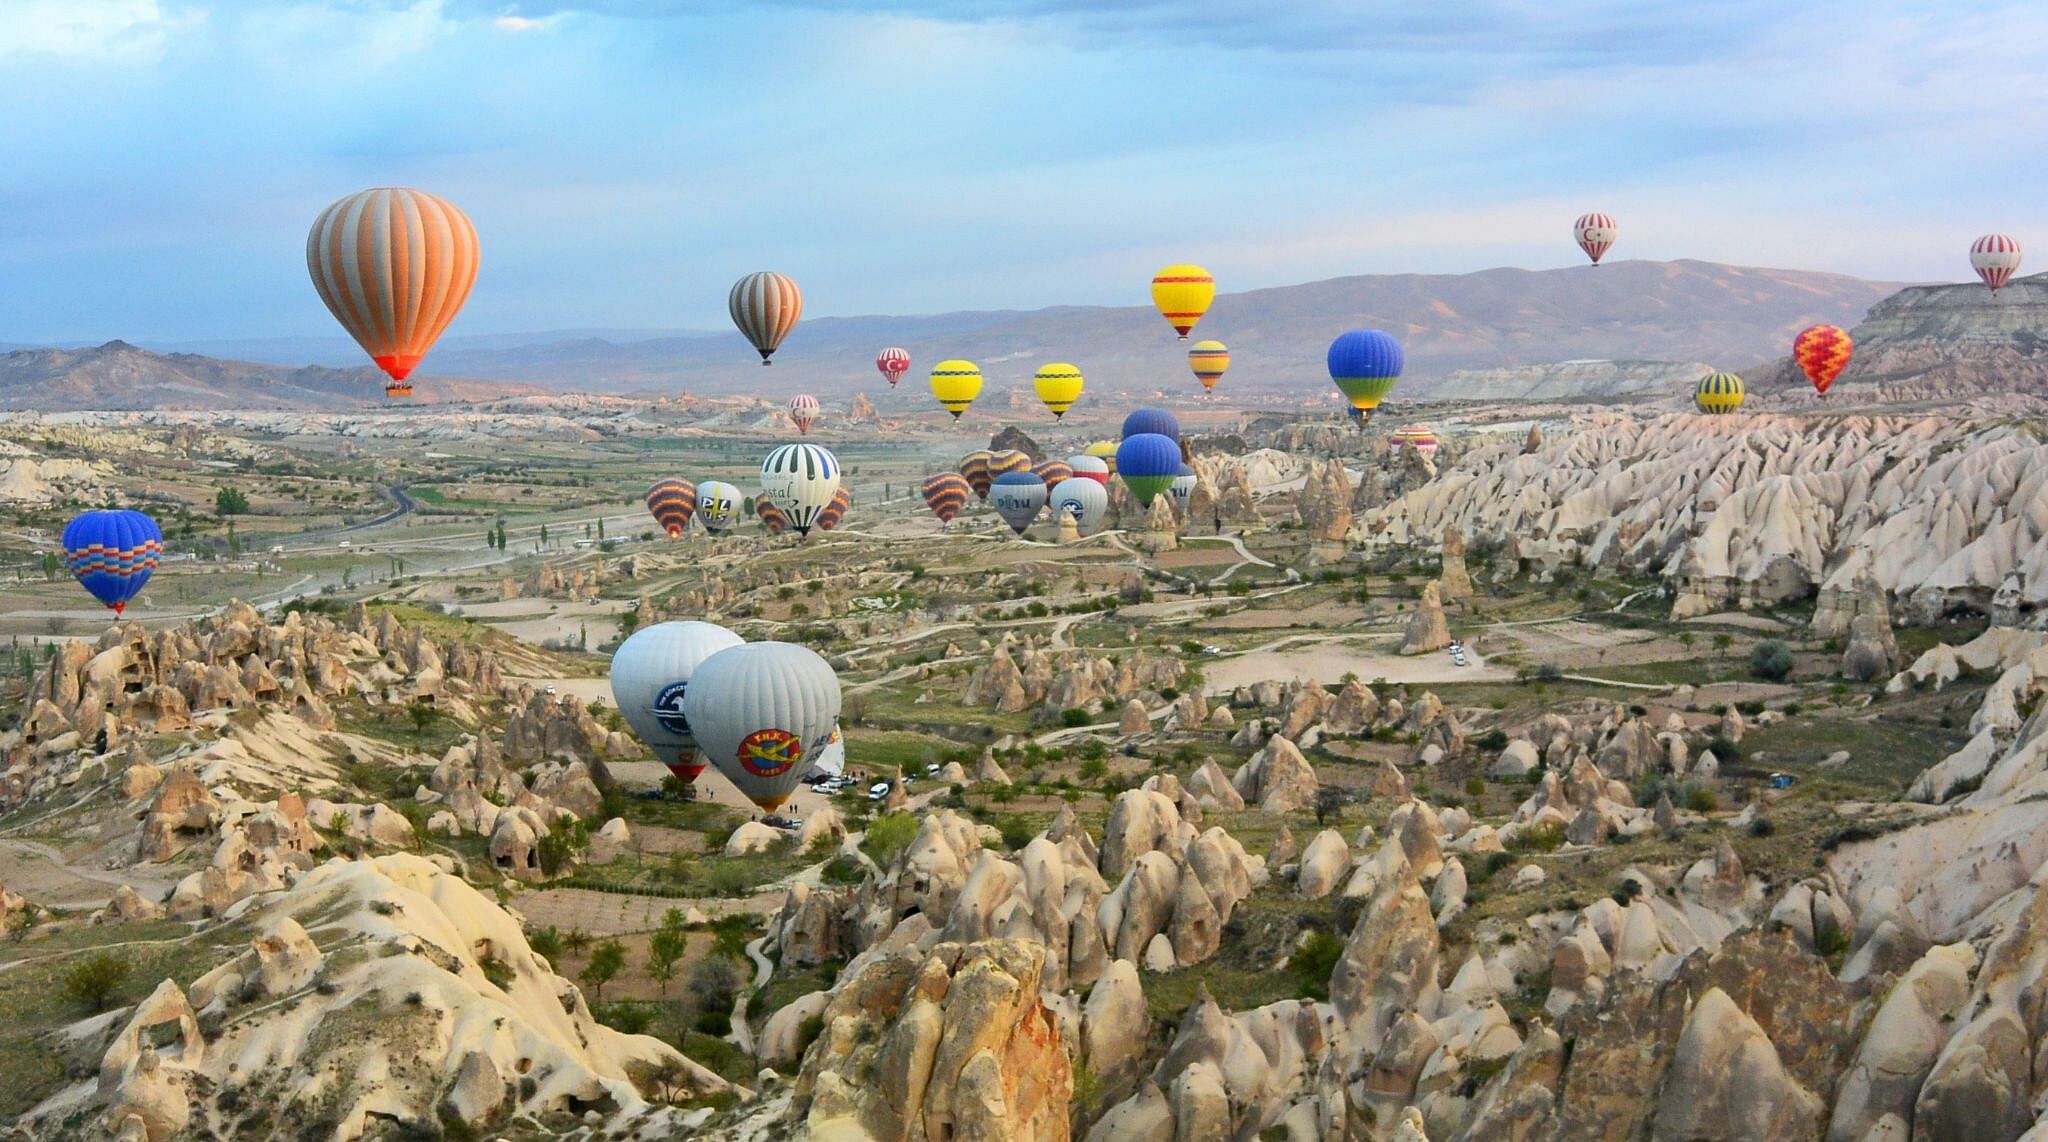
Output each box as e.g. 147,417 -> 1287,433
0,341 -> 542,411
1,260 -> 1909,410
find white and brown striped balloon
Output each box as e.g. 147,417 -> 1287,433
306,188 -> 479,389
729,271 -> 802,364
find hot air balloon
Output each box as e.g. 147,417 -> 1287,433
760,443 -> 840,535
1327,330 -> 1404,425
1573,213 -> 1618,265
1122,407 -> 1180,441
611,621 -> 745,786
1033,458 -> 1074,488
61,509 -> 161,616
1168,464 -> 1197,516
730,271 -> 802,363
816,485 -> 853,532
1084,441 -> 1119,475
991,471 -> 1048,536
787,394 -> 821,434
307,188 -> 479,399
1972,235 -> 2022,292
646,478 -> 698,538
1187,340 -> 1229,392
931,359 -> 983,420
698,481 -> 742,534
1117,433 -> 1181,507
1048,477 -> 1108,536
1033,363 -> 1084,420
1793,325 -> 1853,396
755,495 -> 790,534
685,642 -> 842,815
988,450 -> 1032,480
813,726 -> 847,778
876,347 -> 910,388
1151,263 -> 1215,339
1695,371 -> 1745,414
1391,425 -> 1439,462
1065,454 -> 1110,486
959,450 -> 995,500
922,472 -> 971,526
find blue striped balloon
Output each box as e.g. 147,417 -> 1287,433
62,509 -> 163,615
1121,408 -> 1180,441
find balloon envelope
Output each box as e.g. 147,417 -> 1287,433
611,621 -> 745,783
62,509 -> 162,615
1117,433 -> 1181,506
698,481 -> 742,533
787,394 -> 821,434
988,450 -> 1032,480
760,443 -> 841,535
1188,340 -> 1229,391
931,360 -> 983,420
1972,234 -> 2022,291
1327,330 -> 1404,419
1793,325 -> 1853,396
730,271 -> 802,363
876,347 -> 910,387
646,478 -> 697,538
1066,454 -> 1110,485
1048,477 -> 1108,536
1391,426 -> 1439,462
1150,263 -> 1215,339
1033,363 -> 1084,419
755,494 -> 790,534
1168,464 -> 1197,515
922,472 -> 971,524
1695,371 -> 1745,414
816,484 -> 853,532
1033,459 -> 1074,488
686,642 -> 842,814
1122,408 -> 1180,441
991,471 -> 1049,535
959,450 -> 995,500
307,188 -> 479,397
1573,212 -> 1618,265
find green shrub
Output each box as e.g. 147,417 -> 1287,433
1463,777 -> 1486,797
63,953 -> 131,1011
1060,708 -> 1091,728
1509,820 -> 1565,853
1748,641 -> 1795,682
860,813 -> 919,865
1289,931 -> 1345,1000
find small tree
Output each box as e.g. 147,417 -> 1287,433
1748,640 -> 1795,682
215,487 -> 250,515
1712,633 -> 1733,659
648,926 -> 687,996
63,953 -> 130,1011
406,698 -> 437,735
1312,785 -> 1350,826
580,938 -> 625,1000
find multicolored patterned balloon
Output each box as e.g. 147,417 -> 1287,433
646,478 -> 698,538
62,509 -> 162,615
306,188 -> 479,399
1793,325 -> 1853,396
729,271 -> 802,363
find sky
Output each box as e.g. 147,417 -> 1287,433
4,0 -> 2048,342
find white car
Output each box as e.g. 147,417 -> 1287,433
868,781 -> 892,801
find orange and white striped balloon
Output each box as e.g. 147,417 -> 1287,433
306,188 -> 479,396
730,271 -> 803,364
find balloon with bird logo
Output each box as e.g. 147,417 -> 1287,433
1117,433 -> 1182,507
1573,212 -> 1618,265
922,472 -> 971,526
1793,325 -> 1853,396
759,443 -> 840,536
611,620 -> 744,786
1048,477 -> 1108,536
930,359 -> 983,420
991,471 -> 1048,536
875,347 -> 910,388
698,481 -> 742,534
1033,363 -> 1084,420
1694,371 -> 1745,414
1971,235 -> 2022,292
787,394 -> 821,434
1150,263 -> 1215,339
729,271 -> 802,363
1327,330 -> 1404,425
1187,340 -> 1230,391
62,509 -> 162,616
685,642 -> 842,815
646,478 -> 698,538
306,187 -> 479,399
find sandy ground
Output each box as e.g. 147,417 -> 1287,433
0,839 -> 183,910
511,886 -> 780,937
1202,637 -> 1507,693
607,759 -> 866,824
508,675 -> 614,706
473,599 -> 629,646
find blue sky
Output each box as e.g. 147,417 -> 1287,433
4,0 -> 2047,340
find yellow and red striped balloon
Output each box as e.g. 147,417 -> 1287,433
307,188 -> 480,399
1151,264 -> 1215,339
1187,340 -> 1229,391
1793,325 -> 1853,396
922,472 -> 970,525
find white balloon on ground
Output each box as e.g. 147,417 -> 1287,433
610,621 -> 745,784
684,641 -> 843,814
1048,477 -> 1108,536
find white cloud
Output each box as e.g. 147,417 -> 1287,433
0,0 -> 202,61
493,14 -> 550,31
